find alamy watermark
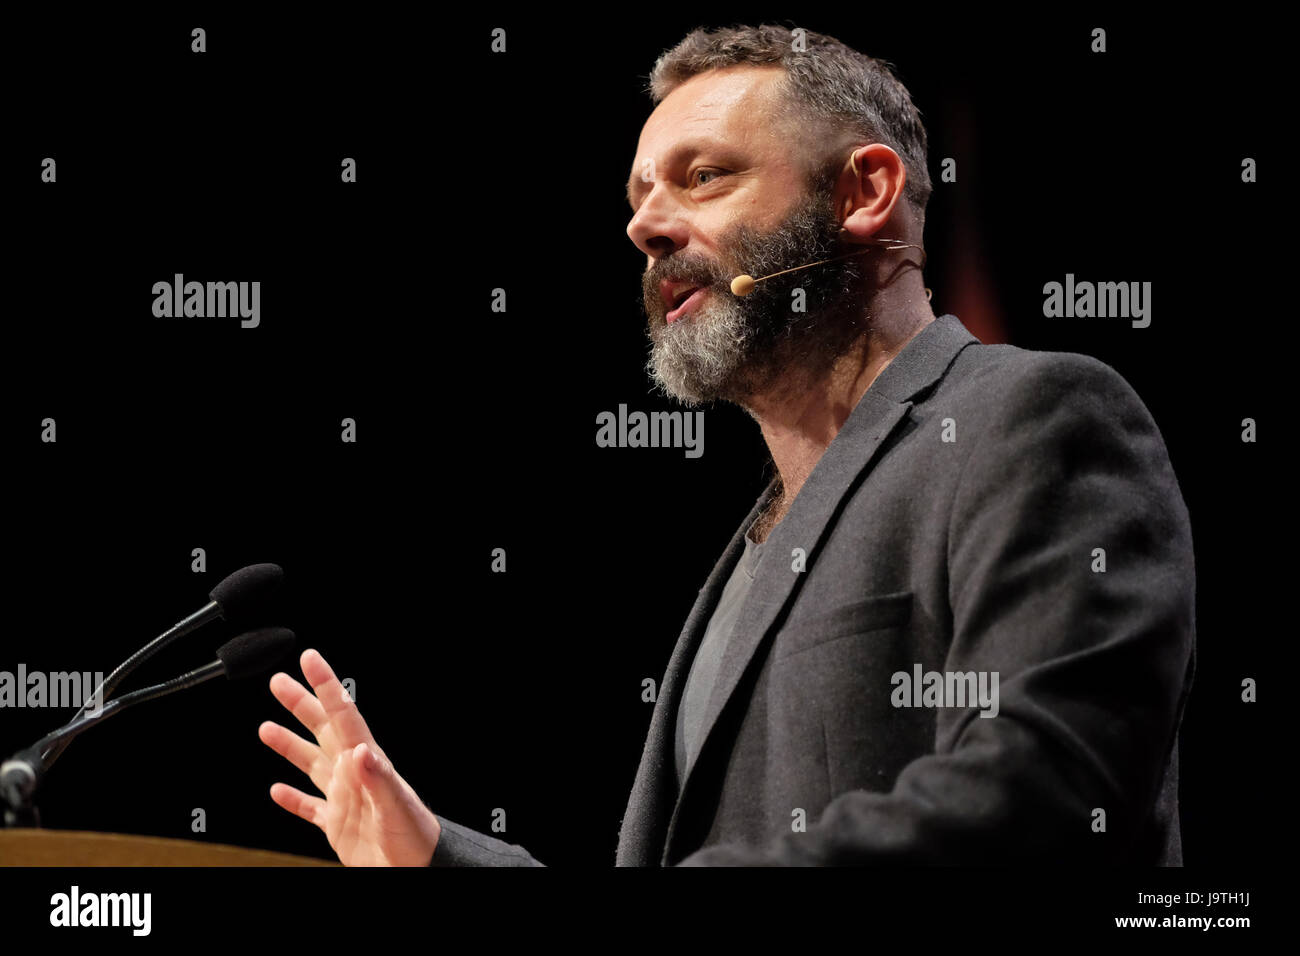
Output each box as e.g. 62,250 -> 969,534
0,665 -> 105,715
50,885 -> 151,936
152,274 -> 260,328
1043,274 -> 1151,328
891,665 -> 999,718
595,404 -> 704,458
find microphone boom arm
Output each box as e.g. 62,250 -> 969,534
39,600 -> 222,769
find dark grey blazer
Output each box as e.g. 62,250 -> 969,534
431,314 -> 1196,866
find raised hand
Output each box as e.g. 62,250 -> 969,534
259,648 -> 441,866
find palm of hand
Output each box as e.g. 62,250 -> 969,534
258,648 -> 439,866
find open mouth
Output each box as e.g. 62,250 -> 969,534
662,282 -> 707,324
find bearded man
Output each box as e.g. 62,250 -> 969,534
261,24 -> 1196,867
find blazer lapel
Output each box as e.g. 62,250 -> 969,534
660,393 -> 912,863
661,315 -> 980,864
614,481 -> 780,866
616,315 -> 980,866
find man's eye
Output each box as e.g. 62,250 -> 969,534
691,168 -> 725,188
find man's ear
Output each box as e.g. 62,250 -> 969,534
837,143 -> 907,244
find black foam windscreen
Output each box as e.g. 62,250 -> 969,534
208,563 -> 284,623
216,627 -> 296,681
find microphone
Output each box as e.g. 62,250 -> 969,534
730,237 -> 929,297
1,627 -> 296,826
39,563 -> 284,771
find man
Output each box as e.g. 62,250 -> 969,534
258,25 -> 1195,866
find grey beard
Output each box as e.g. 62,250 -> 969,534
642,191 -> 869,408
645,292 -> 759,406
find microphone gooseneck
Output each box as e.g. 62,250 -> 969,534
31,627 -> 296,753
38,563 -> 284,770
2,626 -> 295,826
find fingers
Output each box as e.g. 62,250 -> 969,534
297,648 -> 375,748
269,782 -> 327,830
259,720 -> 323,785
268,670 -> 329,740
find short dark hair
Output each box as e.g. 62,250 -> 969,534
648,24 -> 932,224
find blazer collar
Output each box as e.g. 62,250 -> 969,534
867,313 -> 980,404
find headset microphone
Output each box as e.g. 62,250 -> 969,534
729,238 -> 930,300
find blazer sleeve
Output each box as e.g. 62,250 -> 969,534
427,815 -> 546,866
676,353 -> 1197,865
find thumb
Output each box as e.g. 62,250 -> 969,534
354,742 -> 421,824
355,742 -> 388,780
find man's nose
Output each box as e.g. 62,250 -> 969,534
626,186 -> 690,259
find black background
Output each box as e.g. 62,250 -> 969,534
1,4 -> 1278,894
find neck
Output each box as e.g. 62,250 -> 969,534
741,279 -> 934,512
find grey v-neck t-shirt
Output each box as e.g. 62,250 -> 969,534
674,525 -> 767,792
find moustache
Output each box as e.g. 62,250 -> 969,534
642,253 -> 732,319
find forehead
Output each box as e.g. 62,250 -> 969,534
635,65 -> 790,157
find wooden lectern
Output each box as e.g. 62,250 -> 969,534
0,829 -> 338,866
